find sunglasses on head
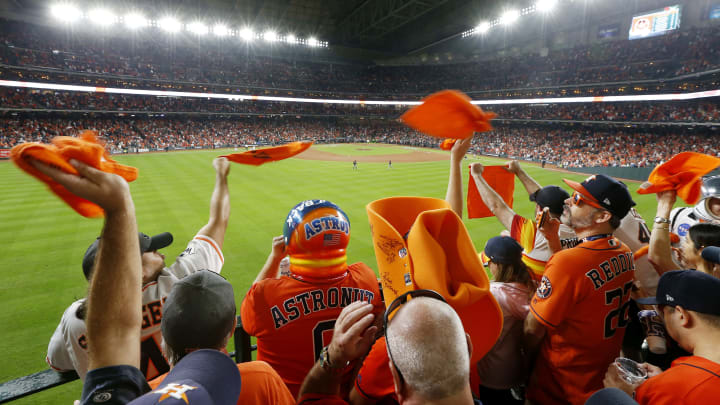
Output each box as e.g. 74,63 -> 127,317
383,289 -> 447,386
571,192 -> 604,210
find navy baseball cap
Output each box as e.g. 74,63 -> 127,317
702,246 -> 720,264
481,236 -> 523,265
530,185 -> 570,216
585,388 -> 638,405
82,232 -> 173,280
162,271 -> 236,353
636,270 -> 720,316
128,349 -> 240,405
563,174 -> 635,218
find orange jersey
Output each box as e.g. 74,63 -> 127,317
528,236 -> 635,405
634,356 -> 720,405
240,262 -> 382,397
354,337 -> 397,403
149,360 -> 295,405
510,214 -> 579,282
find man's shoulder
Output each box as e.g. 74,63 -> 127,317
59,299 -> 87,328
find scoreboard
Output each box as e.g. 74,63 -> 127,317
628,5 -> 681,40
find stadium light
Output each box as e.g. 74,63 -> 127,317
286,33 -> 296,44
213,24 -> 229,37
500,9 -> 520,25
263,30 -> 278,42
536,0 -> 558,13
187,21 -> 208,35
158,17 -> 181,33
88,8 -> 117,26
124,13 -> 147,29
307,37 -> 319,47
476,21 -> 490,34
51,4 -> 82,22
239,28 -> 254,41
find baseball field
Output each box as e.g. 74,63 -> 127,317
0,143 -> 659,404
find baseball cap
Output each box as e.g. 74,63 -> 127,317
127,349 -> 240,405
82,232 -> 173,280
482,236 -> 523,265
529,185 -> 570,216
563,174 -> 636,218
636,270 -> 720,316
584,388 -> 638,405
702,246 -> 720,264
162,271 -> 236,353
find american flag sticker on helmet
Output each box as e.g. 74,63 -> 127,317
324,233 -> 341,246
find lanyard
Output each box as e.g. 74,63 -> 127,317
582,233 -> 613,243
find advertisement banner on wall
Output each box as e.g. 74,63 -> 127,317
710,5 -> 720,20
0,149 -> 10,159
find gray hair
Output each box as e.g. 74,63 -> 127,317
386,297 -> 469,400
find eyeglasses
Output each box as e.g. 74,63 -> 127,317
383,289 -> 447,386
571,192 -> 604,210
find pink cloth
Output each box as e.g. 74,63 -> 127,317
476,282 -> 531,389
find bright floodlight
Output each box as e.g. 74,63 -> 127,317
286,33 -> 296,43
159,17 -> 181,33
51,4 -> 81,22
124,13 -> 147,29
239,28 -> 254,41
263,30 -> 277,42
500,9 -> 520,25
88,8 -> 116,26
308,37 -> 319,47
213,24 -> 229,36
187,21 -> 208,35
476,21 -> 490,34
536,0 -> 558,12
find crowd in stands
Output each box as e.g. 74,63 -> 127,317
2,116 -> 718,167
3,88 -> 718,124
2,19 -> 720,96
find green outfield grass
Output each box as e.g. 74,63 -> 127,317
0,145 -> 658,404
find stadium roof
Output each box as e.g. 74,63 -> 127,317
2,0 -> 505,55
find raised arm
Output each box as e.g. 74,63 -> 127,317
469,163 -> 516,230
445,137 -> 473,217
647,190 -> 678,274
197,157 -> 231,248
254,235 -> 287,283
32,159 -> 141,370
506,160 -> 541,196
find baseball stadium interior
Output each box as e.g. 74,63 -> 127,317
1,0 -> 720,404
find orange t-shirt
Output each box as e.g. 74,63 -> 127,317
353,337 -> 397,403
634,356 -> 720,405
240,263 -> 382,397
149,360 -> 294,405
527,236 -> 635,405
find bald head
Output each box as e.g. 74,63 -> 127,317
386,297 -> 470,400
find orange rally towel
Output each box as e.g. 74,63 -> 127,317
439,139 -> 457,151
467,165 -> 515,219
637,152 -> 720,204
366,197 -> 502,396
221,141 -> 312,166
11,130 -> 138,218
401,90 -> 497,139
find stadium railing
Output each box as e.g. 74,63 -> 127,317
0,316 -> 256,404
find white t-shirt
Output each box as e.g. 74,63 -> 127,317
46,235 -> 224,380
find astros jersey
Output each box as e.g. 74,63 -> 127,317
527,236 -> 635,405
240,262 -> 382,397
46,235 -> 224,380
634,356 -> 720,405
510,214 -> 578,281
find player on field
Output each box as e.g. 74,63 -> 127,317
240,199 -> 383,397
46,157 -> 232,380
524,174 -> 637,405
